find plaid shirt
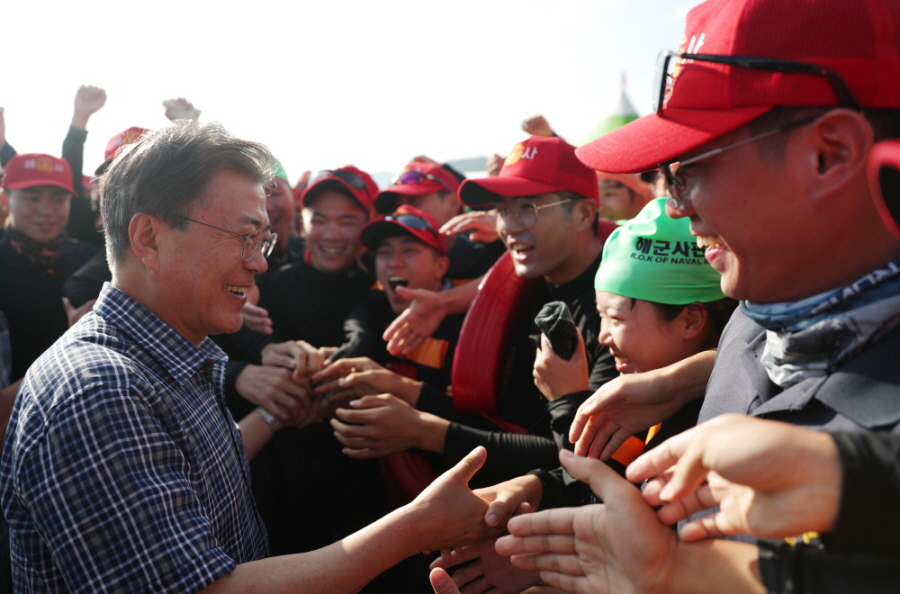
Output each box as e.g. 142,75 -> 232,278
0,284 -> 268,593
0,311 -> 10,389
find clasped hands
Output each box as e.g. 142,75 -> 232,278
248,341 -> 443,458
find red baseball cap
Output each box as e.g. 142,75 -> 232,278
460,136 -> 599,207
300,166 -> 379,215
360,204 -> 448,256
104,127 -> 150,164
2,153 -> 75,194
577,0 -> 900,174
375,161 -> 461,214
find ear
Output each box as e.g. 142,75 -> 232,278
678,303 -> 709,341
573,198 -> 596,233
128,213 -> 163,272
434,254 -> 450,280
805,109 -> 873,201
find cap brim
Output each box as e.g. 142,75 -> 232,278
460,177 -> 566,206
3,178 -> 76,195
302,179 -> 367,211
360,220 -> 443,254
576,106 -> 772,174
375,182 -> 444,214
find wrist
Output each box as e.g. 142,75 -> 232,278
255,406 -> 281,433
404,379 -> 425,407
417,413 -> 450,453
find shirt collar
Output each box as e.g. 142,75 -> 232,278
93,283 -> 227,385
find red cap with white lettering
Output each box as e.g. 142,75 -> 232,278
576,0 -> 900,174
460,136 -> 599,206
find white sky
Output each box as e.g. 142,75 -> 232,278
3,0 -> 697,185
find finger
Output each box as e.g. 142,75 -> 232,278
382,316 -> 406,343
307,349 -> 326,375
385,322 -> 411,356
444,560 -> 484,590
656,483 -> 718,526
678,512 -> 729,542
430,568 -> 462,594
265,354 -> 296,369
570,394 -> 613,446
342,446 -> 379,459
333,431 -> 375,450
599,425 -> 633,462
441,446 -> 487,489
574,414 -> 613,458
626,429 -> 696,491
559,449 -> 631,503
329,414 -> 373,434
496,531 -> 578,556
399,333 -> 425,357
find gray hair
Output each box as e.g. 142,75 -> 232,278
100,121 -> 273,265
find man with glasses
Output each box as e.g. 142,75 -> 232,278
332,136 -> 618,489
0,121 -> 494,593
488,0 -> 900,592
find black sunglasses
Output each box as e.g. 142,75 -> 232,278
653,51 -> 862,114
386,213 -> 442,245
309,169 -> 369,192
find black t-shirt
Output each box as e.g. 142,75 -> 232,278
332,288 -> 465,394
0,235 -> 100,380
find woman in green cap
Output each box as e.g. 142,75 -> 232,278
593,197 -> 736,377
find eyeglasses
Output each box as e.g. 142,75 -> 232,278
660,115 -> 819,208
309,169 -> 369,192
385,213 -> 442,245
653,51 -> 862,115
392,170 -> 455,193
181,216 -> 277,261
494,197 -> 573,230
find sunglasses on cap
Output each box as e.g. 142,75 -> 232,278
392,170 -> 455,193
386,213 -> 443,245
653,51 -> 862,115
309,169 -> 369,192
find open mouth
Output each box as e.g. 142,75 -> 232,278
225,285 -> 248,297
319,245 -> 346,256
695,235 -> 724,251
387,277 -> 409,291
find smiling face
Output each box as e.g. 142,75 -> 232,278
158,170 -> 270,344
596,291 -> 698,374
301,190 -> 368,274
265,177 -> 294,252
665,114 -> 874,303
598,181 -> 639,222
375,234 -> 448,313
4,185 -> 72,242
495,192 -> 583,284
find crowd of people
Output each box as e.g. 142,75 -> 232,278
1,0 -> 900,592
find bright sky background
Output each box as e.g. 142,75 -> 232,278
3,0 -> 698,186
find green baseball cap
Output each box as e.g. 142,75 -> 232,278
595,198 -> 725,304
272,157 -> 290,184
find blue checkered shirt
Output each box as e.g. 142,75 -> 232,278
0,310 -> 10,389
0,284 -> 269,593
